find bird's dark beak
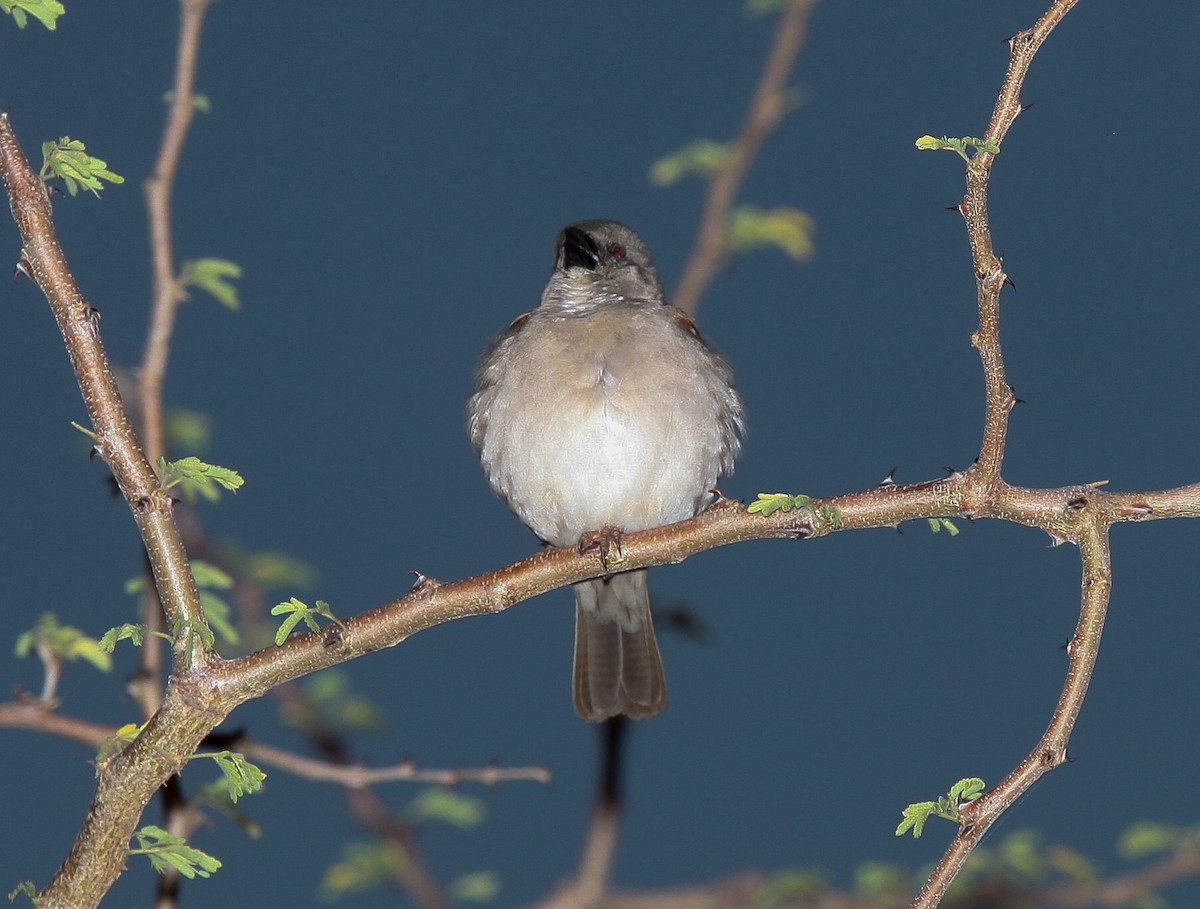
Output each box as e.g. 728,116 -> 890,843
559,226 -> 600,272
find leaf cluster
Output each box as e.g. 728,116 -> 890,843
129,826 -> 221,880
896,777 -> 985,838
39,137 -> 124,197
15,613 -> 110,672
158,456 -> 244,503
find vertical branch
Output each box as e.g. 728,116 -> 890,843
961,0 -> 1081,485
574,717 -> 627,905
141,0 -> 212,467
672,0 -> 815,315
911,522 -> 1111,909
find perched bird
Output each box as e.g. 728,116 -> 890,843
467,220 -> 744,721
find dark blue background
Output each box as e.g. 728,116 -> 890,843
3,3 -> 1199,906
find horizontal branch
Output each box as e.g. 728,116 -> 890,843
0,699 -> 549,787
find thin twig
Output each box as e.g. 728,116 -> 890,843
238,739 -> 550,787
672,0 -> 815,315
0,700 -> 548,787
140,0 -> 212,467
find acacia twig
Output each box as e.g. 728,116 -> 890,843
910,2 -> 1087,907
140,0 -> 212,468
672,0 -> 815,315
0,114 -> 208,674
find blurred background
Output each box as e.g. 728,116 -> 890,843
3,2 -> 1200,906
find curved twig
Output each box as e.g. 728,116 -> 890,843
672,0 -> 815,315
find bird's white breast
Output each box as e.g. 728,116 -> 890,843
475,304 -> 730,546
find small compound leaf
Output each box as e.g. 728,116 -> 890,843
729,205 -> 815,261
158,456 -> 244,502
179,258 -> 243,310
39,137 -> 125,196
648,138 -> 732,186
2,0 -> 64,30
407,787 -> 486,828
7,881 -> 37,903
748,492 -> 812,517
449,871 -> 501,902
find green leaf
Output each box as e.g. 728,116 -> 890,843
927,517 -> 960,536
98,623 -> 171,652
169,613 -> 216,659
449,871 -> 501,902
244,550 -> 319,590
896,801 -> 936,838
854,862 -> 908,895
189,751 -> 265,803
7,881 -> 37,903
1,0 -> 64,30
817,504 -> 844,529
407,787 -> 486,829
39,137 -> 125,197
915,134 -> 1001,163
15,613 -> 111,671
158,456 -> 244,502
164,408 -> 214,454
162,91 -> 212,114
96,722 -> 143,762
199,591 -> 240,646
756,869 -> 827,906
270,597 -> 344,645
948,777 -> 985,802
320,841 -> 405,899
897,778 -> 985,838
728,205 -> 815,261
191,559 -> 234,590
130,826 -> 221,879
299,670 -> 385,732
648,138 -> 732,186
179,258 -> 243,310
1119,821 -> 1181,859
747,492 -> 812,517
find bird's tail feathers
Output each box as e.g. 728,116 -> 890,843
572,569 -> 667,721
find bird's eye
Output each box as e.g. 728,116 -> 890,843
609,244 -> 626,259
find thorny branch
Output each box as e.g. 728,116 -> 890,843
911,2 -> 1089,907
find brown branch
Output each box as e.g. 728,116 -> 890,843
0,700 -> 548,787
236,739 -> 550,787
671,0 -> 815,315
0,113 -> 208,672
910,2 -> 1086,907
140,0 -> 212,467
960,0 -> 1082,486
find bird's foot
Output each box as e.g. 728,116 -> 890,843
579,525 -> 625,573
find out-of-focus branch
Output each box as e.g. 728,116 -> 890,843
0,699 -> 548,787
237,738 -> 550,787
140,0 -> 211,467
672,0 -> 815,315
572,718 -> 627,907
